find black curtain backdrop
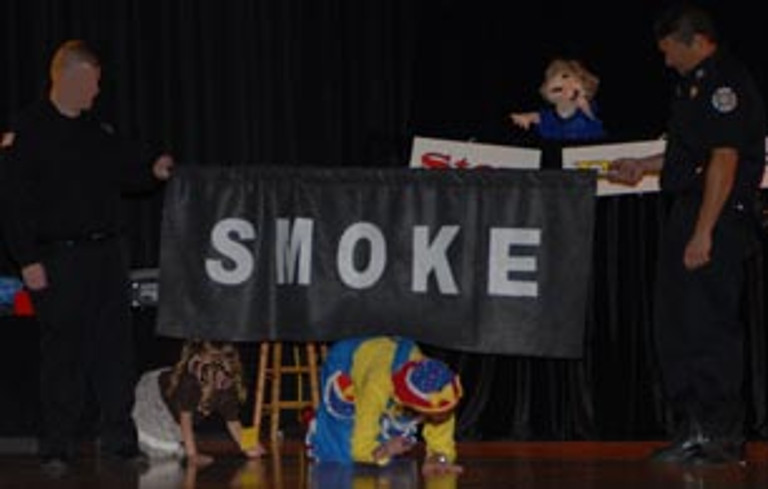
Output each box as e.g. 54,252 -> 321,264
1,0 -> 766,441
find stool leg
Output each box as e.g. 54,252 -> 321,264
307,343 -> 320,409
252,342 -> 270,440
270,342 -> 283,442
293,344 -> 305,406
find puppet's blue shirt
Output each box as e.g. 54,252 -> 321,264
537,106 -> 606,141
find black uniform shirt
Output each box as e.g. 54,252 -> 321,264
661,49 -> 766,205
2,99 -> 155,267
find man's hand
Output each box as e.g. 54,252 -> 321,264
21,263 -> 47,291
153,153 -> 174,181
606,158 -> 645,186
684,231 -> 712,270
1,131 -> 14,148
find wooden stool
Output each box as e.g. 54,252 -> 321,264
252,342 -> 324,442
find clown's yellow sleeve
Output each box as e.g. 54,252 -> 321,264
349,339 -> 398,464
350,367 -> 391,463
422,414 -> 457,463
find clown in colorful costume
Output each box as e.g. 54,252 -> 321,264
306,336 -> 462,471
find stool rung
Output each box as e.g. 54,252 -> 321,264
252,341 -> 324,442
265,366 -> 313,374
262,400 -> 314,410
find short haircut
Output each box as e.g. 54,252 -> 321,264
653,3 -> 718,45
49,39 -> 100,79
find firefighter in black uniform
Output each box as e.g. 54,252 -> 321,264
1,40 -> 173,475
608,4 -> 765,466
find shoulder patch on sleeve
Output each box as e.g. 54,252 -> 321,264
711,86 -> 738,113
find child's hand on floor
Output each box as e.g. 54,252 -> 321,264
243,443 -> 266,458
185,453 -> 214,467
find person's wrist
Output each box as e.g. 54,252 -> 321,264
373,442 -> 388,459
426,452 -> 449,465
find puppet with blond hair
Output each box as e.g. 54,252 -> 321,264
509,58 -> 606,141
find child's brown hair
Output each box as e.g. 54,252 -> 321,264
166,340 -> 246,415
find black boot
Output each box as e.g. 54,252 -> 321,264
649,435 -> 707,464
649,416 -> 705,464
39,441 -> 75,478
681,403 -> 746,467
681,438 -> 745,467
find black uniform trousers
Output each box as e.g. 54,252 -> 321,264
31,236 -> 139,457
655,194 -> 757,441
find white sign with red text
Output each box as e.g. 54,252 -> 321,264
409,136 -> 541,170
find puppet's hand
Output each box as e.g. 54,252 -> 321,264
509,112 -> 539,130
574,92 -> 595,119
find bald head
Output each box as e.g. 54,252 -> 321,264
49,40 -> 101,117
50,40 -> 100,81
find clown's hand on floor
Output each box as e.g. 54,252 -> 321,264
372,436 -> 416,464
422,453 -> 463,477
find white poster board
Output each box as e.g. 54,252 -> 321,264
562,140 -> 666,196
409,136 -> 541,169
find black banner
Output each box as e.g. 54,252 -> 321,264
157,166 -> 596,357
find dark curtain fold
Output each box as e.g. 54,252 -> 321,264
1,0 -> 766,441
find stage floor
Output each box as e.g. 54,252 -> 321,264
1,441 -> 768,489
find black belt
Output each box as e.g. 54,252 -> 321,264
38,231 -> 117,247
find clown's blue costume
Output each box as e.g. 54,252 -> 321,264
306,336 -> 462,465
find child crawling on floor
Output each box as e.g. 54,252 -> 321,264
132,340 -> 265,466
